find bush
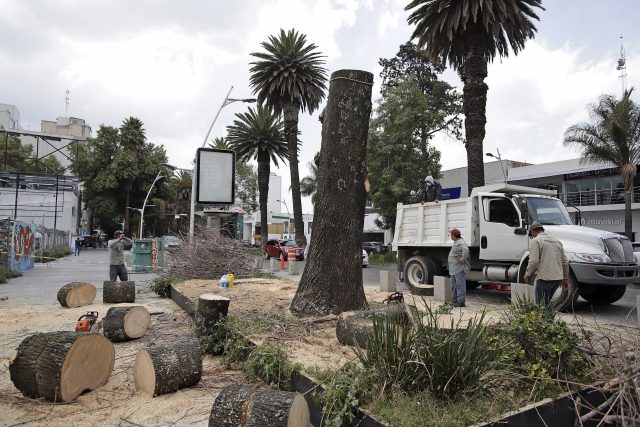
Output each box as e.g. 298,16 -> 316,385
0,266 -> 22,283
242,342 -> 301,391
151,276 -> 173,297
368,252 -> 397,264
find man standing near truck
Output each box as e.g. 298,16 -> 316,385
523,222 -> 569,307
422,176 -> 442,203
448,228 -> 470,307
108,230 -> 133,281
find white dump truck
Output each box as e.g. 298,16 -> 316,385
392,184 -> 640,310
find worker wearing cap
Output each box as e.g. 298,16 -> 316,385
108,230 -> 133,281
523,222 -> 569,307
422,175 -> 442,203
448,228 -> 470,307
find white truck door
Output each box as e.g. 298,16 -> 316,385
478,194 -> 528,261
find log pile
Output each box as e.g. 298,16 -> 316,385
9,331 -> 115,402
103,306 -> 151,342
103,281 -> 135,303
336,305 -> 410,348
194,294 -> 230,336
165,226 -> 255,280
133,334 -> 202,397
209,384 -> 310,427
57,282 -> 97,308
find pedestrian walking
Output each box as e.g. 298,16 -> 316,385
108,230 -> 133,281
74,237 -> 81,256
448,228 -> 470,307
422,175 -> 442,203
523,222 -> 569,307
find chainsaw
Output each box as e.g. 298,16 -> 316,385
383,291 -> 404,305
75,311 -> 99,332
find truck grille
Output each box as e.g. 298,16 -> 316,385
603,237 -> 635,263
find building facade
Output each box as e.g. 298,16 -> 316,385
0,103 -> 20,130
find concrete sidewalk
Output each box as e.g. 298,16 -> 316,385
0,249 -> 158,306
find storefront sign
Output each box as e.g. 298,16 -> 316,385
441,187 -> 462,200
564,167 -> 620,180
151,239 -> 158,269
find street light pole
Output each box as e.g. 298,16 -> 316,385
486,148 -> 507,184
140,171 -> 164,238
189,86 -> 256,240
276,199 -> 292,237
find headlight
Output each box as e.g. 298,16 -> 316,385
574,253 -> 611,263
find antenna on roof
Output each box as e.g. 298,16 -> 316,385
65,89 -> 70,116
617,36 -> 627,96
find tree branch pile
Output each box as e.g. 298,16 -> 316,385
165,226 -> 256,280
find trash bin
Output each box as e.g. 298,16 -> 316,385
131,238 -> 164,272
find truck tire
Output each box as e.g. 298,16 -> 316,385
527,272 -> 579,312
404,256 -> 439,288
580,285 -> 626,305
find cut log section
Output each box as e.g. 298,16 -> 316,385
103,306 -> 151,342
133,334 -> 202,397
103,280 -> 135,303
208,385 -> 310,427
9,331 -> 115,402
57,282 -> 97,308
336,305 -> 409,349
194,294 -> 230,336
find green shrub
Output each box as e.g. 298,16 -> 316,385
242,342 -> 301,391
0,266 -> 23,283
150,276 -> 173,297
368,252 -> 397,264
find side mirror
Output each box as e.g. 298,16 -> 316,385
514,228 -> 528,235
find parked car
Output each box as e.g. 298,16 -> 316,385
265,239 -> 305,261
304,243 -> 369,267
363,241 -> 387,255
163,235 -> 182,248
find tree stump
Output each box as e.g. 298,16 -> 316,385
208,385 -> 309,427
10,331 -> 115,402
103,306 -> 151,342
103,280 -> 135,303
336,306 -> 409,348
133,334 -> 202,397
57,282 -> 97,308
290,69 -> 373,316
194,294 -> 230,336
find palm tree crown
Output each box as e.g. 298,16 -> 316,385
226,105 -> 288,165
249,28 -> 328,114
406,0 -> 544,70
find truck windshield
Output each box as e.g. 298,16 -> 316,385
524,197 -> 573,225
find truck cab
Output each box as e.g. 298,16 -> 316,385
393,184 -> 639,310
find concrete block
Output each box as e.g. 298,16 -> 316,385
269,258 -> 278,273
433,276 -> 452,302
288,260 -> 299,275
254,258 -> 264,270
380,270 -> 397,292
510,282 -> 535,303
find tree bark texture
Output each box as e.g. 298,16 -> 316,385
194,294 -> 230,336
336,306 -> 410,348
460,28 -> 488,195
283,101 -> 307,247
9,332 -> 58,397
625,189 -> 633,239
257,151 -> 270,251
290,69 -> 373,316
209,384 -> 256,427
57,282 -> 97,308
133,334 -> 202,397
103,280 -> 135,303
102,306 -> 151,342
208,385 -> 309,427
32,332 -> 114,402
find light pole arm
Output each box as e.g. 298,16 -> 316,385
140,170 -> 163,238
189,86 -> 234,240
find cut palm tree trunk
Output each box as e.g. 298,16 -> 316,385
336,305 -> 409,348
103,306 -> 151,342
11,331 -> 115,402
57,282 -> 97,308
194,294 -> 230,336
133,334 -> 202,397
103,280 -> 135,303
209,385 -> 309,427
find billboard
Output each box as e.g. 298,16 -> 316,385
196,148 -> 235,204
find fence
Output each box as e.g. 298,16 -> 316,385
559,186 -> 640,207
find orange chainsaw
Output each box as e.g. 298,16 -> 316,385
75,311 -> 99,332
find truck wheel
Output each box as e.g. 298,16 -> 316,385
528,272 -> 579,312
404,256 -> 438,287
580,285 -> 626,305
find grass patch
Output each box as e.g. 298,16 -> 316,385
253,272 -> 277,280
368,252 -> 397,264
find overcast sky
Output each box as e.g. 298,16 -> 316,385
1,0 -> 638,214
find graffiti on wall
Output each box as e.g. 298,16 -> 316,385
11,221 -> 35,272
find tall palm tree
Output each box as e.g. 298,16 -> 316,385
209,137 -> 229,150
119,117 -> 146,233
406,0 -> 544,194
226,105 -> 288,250
299,152 -> 320,206
250,28 -> 328,246
564,90 -> 640,239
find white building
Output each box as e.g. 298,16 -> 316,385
0,103 -> 21,130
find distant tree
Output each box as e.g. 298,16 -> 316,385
226,106 -> 288,250
0,131 -> 64,174
299,152 -> 319,206
406,0 -> 544,194
250,28 -> 328,246
564,90 -> 640,239
368,42 -> 462,230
